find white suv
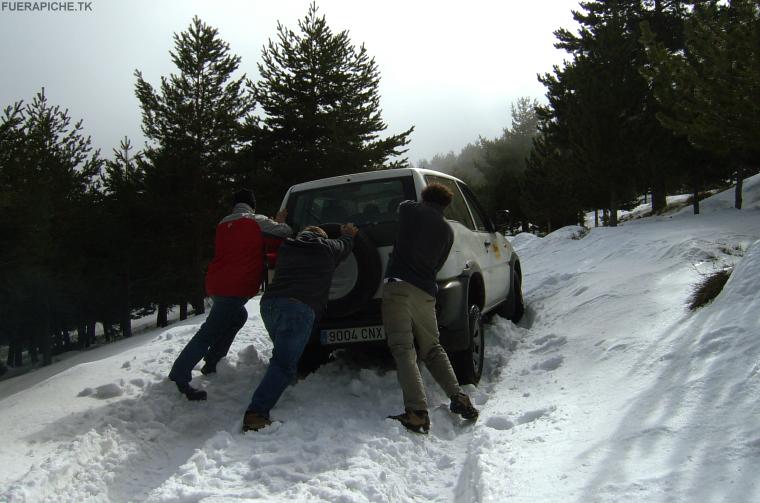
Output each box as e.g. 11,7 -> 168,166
279,168 -> 524,384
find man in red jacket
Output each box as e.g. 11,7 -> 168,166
169,189 -> 292,400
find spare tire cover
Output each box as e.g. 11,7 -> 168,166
321,223 -> 382,318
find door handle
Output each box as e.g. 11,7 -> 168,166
483,240 -> 492,247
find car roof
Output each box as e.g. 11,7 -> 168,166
286,167 -> 464,193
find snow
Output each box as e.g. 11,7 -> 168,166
2,174 -> 760,502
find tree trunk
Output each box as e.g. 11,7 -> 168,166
7,334 -> 23,367
191,217 -> 206,316
120,273 -> 132,338
609,190 -> 619,227
41,314 -> 52,366
87,320 -> 96,347
157,303 -> 168,328
692,172 -> 702,215
735,164 -> 744,210
120,308 -> 132,338
651,175 -> 667,213
103,321 -> 112,342
13,342 -> 23,366
77,322 -> 87,349
179,302 -> 188,321
192,295 -> 205,315
594,209 -> 599,228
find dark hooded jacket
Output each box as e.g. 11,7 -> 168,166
384,200 -> 454,297
261,231 -> 354,316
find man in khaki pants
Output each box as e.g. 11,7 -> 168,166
383,183 -> 479,434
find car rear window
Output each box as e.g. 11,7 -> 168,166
286,176 -> 416,233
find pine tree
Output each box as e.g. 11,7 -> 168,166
552,1 -> 647,225
532,0 -> 711,223
99,137 -> 149,338
477,98 -> 540,227
0,89 -> 101,366
522,132 -> 583,233
134,17 -> 255,316
642,0 -> 760,209
0,103 -> 27,366
252,3 -> 413,209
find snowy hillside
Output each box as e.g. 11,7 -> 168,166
1,175 -> 759,503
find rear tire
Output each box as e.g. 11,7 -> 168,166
451,304 -> 484,385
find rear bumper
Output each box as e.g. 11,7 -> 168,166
313,278 -> 470,352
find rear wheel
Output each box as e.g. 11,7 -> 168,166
451,304 -> 484,385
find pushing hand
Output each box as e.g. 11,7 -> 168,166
341,223 -> 359,237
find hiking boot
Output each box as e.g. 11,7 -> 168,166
450,392 -> 479,420
242,410 -> 272,432
200,360 -> 217,375
174,381 -> 207,401
388,409 -> 430,434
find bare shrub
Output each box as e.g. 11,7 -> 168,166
688,268 -> 732,311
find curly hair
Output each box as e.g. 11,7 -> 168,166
421,183 -> 453,207
301,226 -> 328,238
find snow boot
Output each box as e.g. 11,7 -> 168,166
388,409 -> 430,434
174,381 -> 207,401
200,360 -> 217,375
450,392 -> 478,420
242,410 -> 272,432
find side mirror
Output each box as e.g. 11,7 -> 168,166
492,210 -> 511,233
494,209 -> 510,225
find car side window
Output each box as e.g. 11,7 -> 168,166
459,183 -> 491,232
424,175 -> 475,230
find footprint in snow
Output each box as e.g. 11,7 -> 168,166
572,286 -> 589,296
486,416 -> 515,431
516,406 -> 556,425
78,383 -> 124,399
485,406 -> 557,430
532,355 -> 564,372
530,334 -> 567,354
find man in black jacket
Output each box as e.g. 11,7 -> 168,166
383,183 -> 479,434
242,223 -> 358,432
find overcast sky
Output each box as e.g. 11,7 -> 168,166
0,0 -> 581,164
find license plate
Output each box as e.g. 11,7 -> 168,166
320,325 -> 386,345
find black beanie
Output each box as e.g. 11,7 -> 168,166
233,189 -> 256,209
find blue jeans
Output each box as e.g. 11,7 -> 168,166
169,296 -> 248,385
247,297 -> 315,418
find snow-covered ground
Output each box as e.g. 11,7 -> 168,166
2,175 -> 760,502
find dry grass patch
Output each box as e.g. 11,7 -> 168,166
688,268 -> 733,311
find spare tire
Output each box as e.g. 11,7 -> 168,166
320,223 -> 382,318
